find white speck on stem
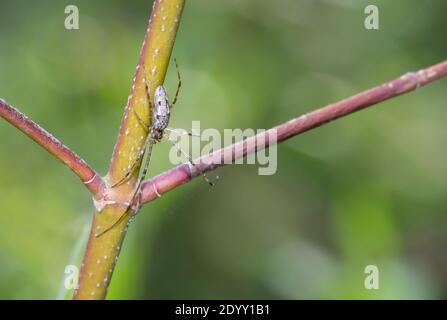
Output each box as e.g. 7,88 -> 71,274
161,24 -> 165,32
426,69 -> 438,79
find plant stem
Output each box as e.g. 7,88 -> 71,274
73,0 -> 185,300
0,98 -> 105,196
139,60 -> 447,204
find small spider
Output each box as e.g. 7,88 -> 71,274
97,59 -> 215,237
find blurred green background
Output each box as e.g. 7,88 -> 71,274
0,0 -> 446,299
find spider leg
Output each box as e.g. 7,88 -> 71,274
111,134 -> 151,188
129,136 -> 155,208
97,63 -> 158,236
171,58 -> 182,107
112,62 -> 154,188
134,110 -> 150,133
141,62 -> 153,107
97,137 -> 155,237
165,134 -> 216,186
165,127 -> 200,138
95,206 -> 132,237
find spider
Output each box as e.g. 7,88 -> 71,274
96,59 -> 215,237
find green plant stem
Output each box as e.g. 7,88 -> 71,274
73,0 -> 185,300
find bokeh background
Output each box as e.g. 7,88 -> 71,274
0,0 -> 446,299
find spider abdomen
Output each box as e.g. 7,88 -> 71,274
152,86 -> 171,136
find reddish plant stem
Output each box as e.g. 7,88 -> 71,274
140,60 -> 447,204
0,98 -> 105,196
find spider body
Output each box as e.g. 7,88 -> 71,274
98,59 -> 215,237
151,85 -> 171,141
